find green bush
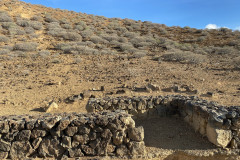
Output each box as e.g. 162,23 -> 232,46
14,42 -> 38,52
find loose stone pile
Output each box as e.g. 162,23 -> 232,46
87,95 -> 240,149
0,111 -> 145,159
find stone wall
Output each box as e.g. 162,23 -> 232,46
0,111 -> 145,159
87,95 -> 240,149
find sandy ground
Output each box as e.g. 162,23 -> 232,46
0,54 -> 239,116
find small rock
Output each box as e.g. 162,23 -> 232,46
0,152 -> 8,159
116,89 -> 126,94
42,116 -> 61,130
113,131 -> 124,145
73,134 -> 89,145
57,118 -> 70,131
147,83 -> 160,91
65,126 -> 78,136
68,148 -> 84,158
116,145 -> 129,157
161,87 -> 173,92
31,129 -> 47,139
38,138 -> 65,158
32,137 -> 42,150
16,130 -> 31,141
10,141 -> 34,159
107,144 -> 116,154
133,87 -> 150,93
81,145 -> 95,155
129,141 -> 145,156
128,126 -> 144,142
45,101 -> 59,112
61,136 -> 72,149
0,139 -> 11,152
0,121 -> 9,134
100,86 -> 105,91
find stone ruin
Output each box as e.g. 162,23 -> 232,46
0,111 -> 144,159
88,95 -> 240,149
0,95 -> 239,159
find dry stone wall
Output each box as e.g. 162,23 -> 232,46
87,95 -> 240,149
0,111 -> 145,159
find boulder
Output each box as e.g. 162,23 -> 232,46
206,123 -> 232,148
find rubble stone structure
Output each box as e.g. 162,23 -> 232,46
88,95 -> 240,149
0,111 -> 144,159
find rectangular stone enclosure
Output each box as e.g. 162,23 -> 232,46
87,95 -> 240,149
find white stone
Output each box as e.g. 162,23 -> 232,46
206,123 -> 232,148
45,102 -> 59,112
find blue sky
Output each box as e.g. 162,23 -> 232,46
21,0 -> 240,30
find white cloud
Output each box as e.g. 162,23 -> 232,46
235,26 -> 240,31
205,24 -> 218,29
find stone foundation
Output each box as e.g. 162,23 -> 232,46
0,111 -> 145,159
87,95 -> 240,149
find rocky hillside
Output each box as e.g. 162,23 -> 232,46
0,0 -> 240,66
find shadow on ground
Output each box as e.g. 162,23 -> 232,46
135,117 -> 216,150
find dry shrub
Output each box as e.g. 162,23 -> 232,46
0,49 -> 10,55
30,21 -> 43,30
0,35 -> 9,42
162,50 -> 207,64
0,12 -> 12,22
62,32 -> 82,41
14,42 -> 38,52
233,57 -> 240,69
